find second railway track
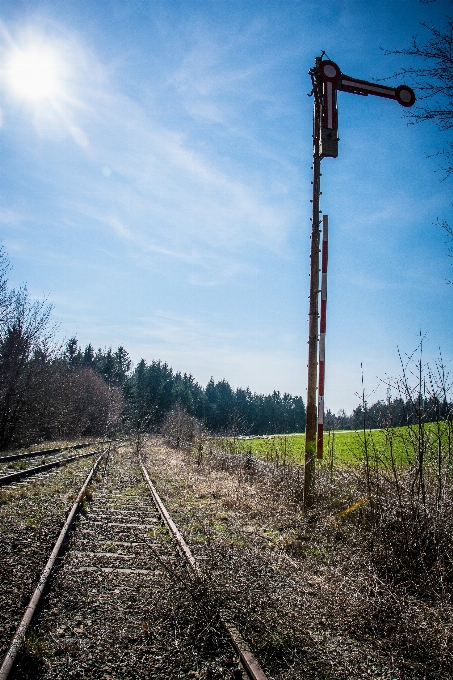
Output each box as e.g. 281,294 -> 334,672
0,443 -> 108,487
3,443 -> 268,680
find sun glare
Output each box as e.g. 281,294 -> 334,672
5,44 -> 63,103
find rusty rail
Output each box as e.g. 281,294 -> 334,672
1,445 -> 267,679
0,449 -> 100,486
139,454 -> 269,680
0,451 -> 105,680
0,441 -> 97,464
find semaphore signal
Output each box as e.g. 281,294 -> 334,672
317,59 -> 416,160
303,56 -> 415,508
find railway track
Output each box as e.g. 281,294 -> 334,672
2,443 -> 268,680
0,451 -> 102,487
0,442 -> 98,465
0,442 -> 114,487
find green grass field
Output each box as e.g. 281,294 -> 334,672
224,421 -> 452,467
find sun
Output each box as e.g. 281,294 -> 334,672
4,44 -> 63,103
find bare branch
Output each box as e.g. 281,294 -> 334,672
385,13 -> 453,175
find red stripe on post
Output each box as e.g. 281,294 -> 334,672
317,215 -> 328,460
317,423 -> 324,458
318,359 -> 325,393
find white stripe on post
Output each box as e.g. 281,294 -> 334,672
326,81 -> 333,129
317,215 -> 328,459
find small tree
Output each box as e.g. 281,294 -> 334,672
0,286 -> 55,449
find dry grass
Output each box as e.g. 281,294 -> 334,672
146,437 -> 453,680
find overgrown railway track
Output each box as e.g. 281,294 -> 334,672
1,444 -> 268,680
0,442 -> 112,487
0,442 -> 97,465
0,451 -> 102,487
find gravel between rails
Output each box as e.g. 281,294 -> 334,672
9,445 -> 239,680
0,455 -> 102,661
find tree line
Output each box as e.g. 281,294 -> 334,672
64,342 -> 307,437
0,247 -> 306,449
126,358 -> 306,436
325,395 -> 452,431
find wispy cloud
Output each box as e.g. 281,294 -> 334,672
121,310 -> 305,394
1,21 -> 299,283
0,207 -> 23,226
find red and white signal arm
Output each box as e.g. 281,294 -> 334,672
318,60 -> 341,131
316,59 -> 415,159
318,59 -> 416,130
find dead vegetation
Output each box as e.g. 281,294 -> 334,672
147,426 -> 453,679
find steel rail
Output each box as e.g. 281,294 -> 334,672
140,457 -> 201,576
0,449 -> 100,486
0,441 -> 98,464
0,451 -> 105,680
139,454 -> 269,680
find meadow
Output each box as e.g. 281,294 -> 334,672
225,421 -> 453,468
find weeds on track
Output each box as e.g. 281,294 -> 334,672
24,629 -> 48,661
155,351 -> 453,678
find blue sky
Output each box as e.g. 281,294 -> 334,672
1,0 -> 452,413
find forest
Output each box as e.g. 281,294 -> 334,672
0,247 -> 306,449
2,245 -> 451,450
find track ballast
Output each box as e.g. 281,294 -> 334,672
3,443 -> 267,680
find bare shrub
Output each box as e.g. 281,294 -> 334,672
349,350 -> 453,597
7,362 -> 124,447
64,366 -> 124,438
162,405 -> 208,461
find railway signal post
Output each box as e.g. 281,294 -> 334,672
303,56 -> 415,509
